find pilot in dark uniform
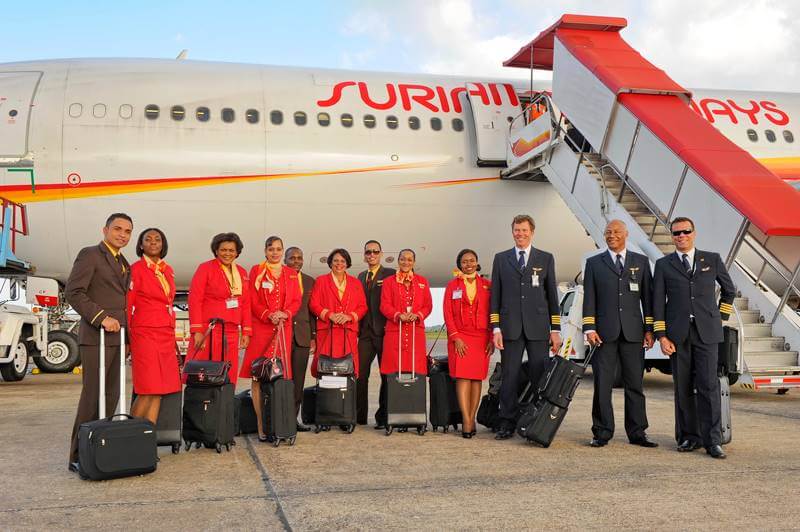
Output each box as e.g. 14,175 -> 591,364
582,220 -> 657,448
490,214 -> 561,440
653,217 -> 736,459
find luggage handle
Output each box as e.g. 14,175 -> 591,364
188,318 -> 225,362
397,319 -> 417,383
99,327 -> 127,420
275,321 -> 289,378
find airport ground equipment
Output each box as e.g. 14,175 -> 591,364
480,15 -> 800,393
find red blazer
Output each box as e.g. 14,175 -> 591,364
250,264 -> 302,325
188,259 -> 252,336
127,259 -> 176,329
379,274 -> 433,375
443,276 -> 492,340
309,273 -> 367,377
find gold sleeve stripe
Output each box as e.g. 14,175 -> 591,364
644,317 -> 654,324
90,310 -> 105,325
490,313 -> 500,318
582,317 -> 596,324
551,316 -> 561,324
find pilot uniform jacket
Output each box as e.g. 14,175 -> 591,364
358,266 -> 396,339
66,242 -> 131,346
292,273 -> 316,348
582,250 -> 653,342
653,250 -> 736,344
490,247 -> 561,340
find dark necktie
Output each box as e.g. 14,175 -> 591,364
682,253 -> 692,273
518,250 -> 526,270
615,254 -> 623,276
366,270 -> 374,287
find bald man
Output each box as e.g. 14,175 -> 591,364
582,220 -> 656,448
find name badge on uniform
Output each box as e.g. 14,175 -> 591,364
226,298 -> 239,309
262,281 -> 274,291
532,274 -> 540,287
629,281 -> 639,292
452,290 -> 463,300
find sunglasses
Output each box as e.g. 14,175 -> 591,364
671,229 -> 693,236
364,250 -> 381,255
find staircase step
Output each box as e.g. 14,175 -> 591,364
736,310 -> 762,324
620,201 -> 649,212
657,244 -> 673,254
633,214 -> 657,226
733,297 -> 749,309
651,234 -> 673,244
745,351 -> 799,366
739,323 -> 774,337
747,365 -> 800,375
744,336 -> 787,352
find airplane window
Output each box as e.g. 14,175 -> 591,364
119,104 -> 133,119
93,103 -> 106,118
221,108 -> 235,123
430,117 -> 442,131
196,107 -> 210,122
341,113 -> 354,128
452,118 -> 464,132
69,103 -> 82,118
363,114 -> 376,128
783,130 -> 794,143
746,129 -> 758,142
765,129 -> 776,143
270,110 -> 283,125
171,105 -> 186,121
144,104 -> 160,120
408,116 -> 420,130
386,115 -> 399,129
317,112 -> 331,126
294,111 -> 307,126
246,109 -> 259,124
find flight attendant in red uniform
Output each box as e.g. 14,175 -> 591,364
443,249 -> 494,438
309,249 -> 367,378
380,249 -> 433,377
128,228 -> 180,425
240,236 -> 302,442
188,232 -> 252,382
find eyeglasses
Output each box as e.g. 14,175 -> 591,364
671,229 -> 693,236
364,250 -> 381,255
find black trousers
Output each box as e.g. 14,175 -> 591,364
672,322 -> 721,447
499,336 -> 548,423
357,334 -> 387,425
590,338 -> 648,442
291,340 -> 310,417
69,344 -> 121,463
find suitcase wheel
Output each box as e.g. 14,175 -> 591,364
225,443 -> 231,452
172,443 -> 181,454
452,424 -> 459,431
273,439 -> 281,448
417,426 -> 426,436
195,442 -> 202,449
443,426 -> 449,434
347,424 -> 355,434
398,427 -> 408,433
185,441 -> 192,452
385,426 -> 394,436
215,443 -> 222,453
289,436 -> 297,446
314,425 -> 322,434
432,427 -> 438,433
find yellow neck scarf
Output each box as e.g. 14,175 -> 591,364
220,261 -> 242,296
144,256 -> 170,297
332,272 -> 347,300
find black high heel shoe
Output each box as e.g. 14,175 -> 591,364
462,431 -> 473,439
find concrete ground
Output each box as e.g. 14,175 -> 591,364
1,354 -> 799,531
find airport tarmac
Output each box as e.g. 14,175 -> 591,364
1,354 -> 799,531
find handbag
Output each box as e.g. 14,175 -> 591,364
251,323 -> 288,382
317,324 -> 355,376
183,319 -> 231,386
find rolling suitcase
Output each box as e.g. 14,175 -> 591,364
234,390 -> 259,435
476,360 -> 533,431
718,326 -> 739,378
314,375 -> 357,432
516,345 -> 597,447
260,325 -> 297,446
301,386 -> 317,425
719,375 -> 732,445
182,320 -> 236,453
78,328 -> 158,481
386,321 -> 427,436
131,390 -> 182,454
428,356 -> 461,432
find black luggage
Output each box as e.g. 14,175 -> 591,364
314,375 -> 357,432
477,393 -> 501,431
78,328 -> 157,481
718,326 -> 740,379
386,321 -> 427,436
260,327 -> 297,446
182,320 -> 235,453
234,390 -> 258,435
516,345 -> 597,447
130,390 -> 182,454
476,360 -> 533,431
719,375 -> 732,445
301,386 -> 317,425
428,356 -> 461,432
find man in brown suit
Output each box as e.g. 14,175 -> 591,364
66,213 -> 133,471
285,246 -> 315,431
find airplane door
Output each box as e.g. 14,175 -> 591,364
464,82 -> 522,166
0,72 -> 42,161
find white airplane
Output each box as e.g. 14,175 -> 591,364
1,59 -> 798,288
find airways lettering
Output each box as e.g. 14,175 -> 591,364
690,97 -> 791,126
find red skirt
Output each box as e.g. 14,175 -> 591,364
186,325 -> 241,383
240,320 -> 294,379
448,331 -> 491,380
131,326 -> 182,395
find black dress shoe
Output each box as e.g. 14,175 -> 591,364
374,424 -> 387,430
589,438 -> 608,447
68,461 -> 80,473
677,440 -> 701,452
706,445 -> 727,459
296,423 -> 311,432
494,429 -> 513,440
629,436 -> 659,448
462,431 -> 473,439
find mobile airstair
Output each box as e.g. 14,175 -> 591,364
472,15 -> 800,391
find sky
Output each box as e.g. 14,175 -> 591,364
2,0 -> 798,91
